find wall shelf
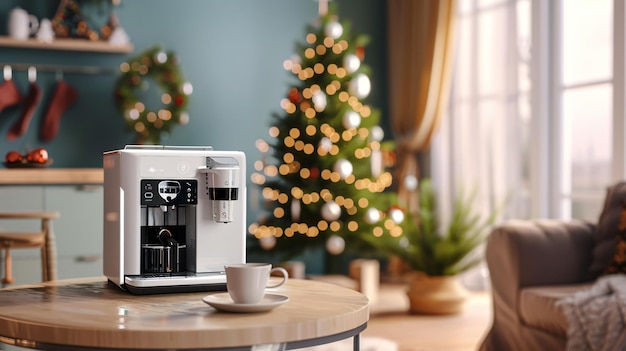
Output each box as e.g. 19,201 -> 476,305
0,168 -> 103,185
0,36 -> 133,54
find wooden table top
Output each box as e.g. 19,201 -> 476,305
0,168 -> 103,185
0,277 -> 369,350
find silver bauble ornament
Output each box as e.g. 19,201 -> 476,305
290,54 -> 301,65
326,235 -> 345,255
399,237 -> 409,248
179,111 -> 190,125
291,199 -> 301,221
389,208 -> 405,224
312,91 -> 327,111
342,110 -> 361,129
321,201 -> 341,221
319,137 -> 333,152
365,207 -> 381,224
343,54 -> 361,73
259,236 -> 276,250
333,159 -> 353,179
183,82 -> 193,95
370,125 -> 384,142
404,175 -> 419,192
370,149 -> 382,178
348,73 -> 371,99
324,21 -> 343,39
154,51 -> 167,64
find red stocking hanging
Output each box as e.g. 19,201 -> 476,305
7,81 -> 42,141
0,79 -> 21,114
39,80 -> 78,141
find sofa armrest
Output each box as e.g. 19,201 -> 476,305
486,219 -> 595,316
487,219 -> 596,288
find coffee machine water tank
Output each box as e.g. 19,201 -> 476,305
200,157 -> 241,223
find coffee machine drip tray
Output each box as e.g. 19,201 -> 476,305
123,273 -> 227,295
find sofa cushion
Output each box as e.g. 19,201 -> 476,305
590,182 -> 626,277
519,283 -> 593,336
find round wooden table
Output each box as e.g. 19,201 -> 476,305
0,277 -> 369,350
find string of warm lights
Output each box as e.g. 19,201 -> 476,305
249,8 -> 406,256
114,46 -> 192,144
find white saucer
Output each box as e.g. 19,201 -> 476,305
202,293 -> 289,313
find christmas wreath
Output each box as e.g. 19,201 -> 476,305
114,46 -> 192,144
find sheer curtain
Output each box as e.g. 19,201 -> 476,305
387,0 -> 457,215
431,0 -> 530,222
392,0 -> 530,289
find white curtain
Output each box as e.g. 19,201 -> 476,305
432,0 -> 530,224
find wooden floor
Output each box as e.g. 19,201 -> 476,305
362,284 -> 493,351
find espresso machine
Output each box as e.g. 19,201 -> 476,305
103,145 -> 246,294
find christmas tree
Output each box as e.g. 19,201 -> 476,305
249,2 -> 406,261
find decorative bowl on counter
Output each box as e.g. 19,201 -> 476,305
3,148 -> 53,168
3,159 -> 54,168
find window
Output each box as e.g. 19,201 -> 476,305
560,0 -> 613,220
434,0 -> 623,222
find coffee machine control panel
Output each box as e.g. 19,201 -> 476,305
141,179 -> 198,206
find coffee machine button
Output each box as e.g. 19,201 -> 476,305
144,192 -> 153,199
177,162 -> 189,173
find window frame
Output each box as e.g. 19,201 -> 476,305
531,0 -> 625,218
613,0 -> 626,182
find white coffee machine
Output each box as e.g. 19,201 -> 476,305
103,145 -> 246,294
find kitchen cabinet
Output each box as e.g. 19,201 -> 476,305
45,185 -> 103,278
0,169 -> 104,286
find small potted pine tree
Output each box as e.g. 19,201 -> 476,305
370,179 -> 499,314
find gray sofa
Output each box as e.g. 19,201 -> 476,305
480,182 -> 626,351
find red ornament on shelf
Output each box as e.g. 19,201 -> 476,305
4,151 -> 23,164
27,148 -> 49,164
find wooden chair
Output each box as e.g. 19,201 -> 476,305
0,212 -> 60,286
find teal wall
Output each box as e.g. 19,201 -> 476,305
0,0 -> 388,272
0,0 -> 388,168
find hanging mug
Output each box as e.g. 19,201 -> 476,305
8,7 -> 39,41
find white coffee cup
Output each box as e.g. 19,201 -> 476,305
8,7 -> 39,41
225,263 -> 288,304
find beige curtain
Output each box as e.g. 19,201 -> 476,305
387,0 -> 457,213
